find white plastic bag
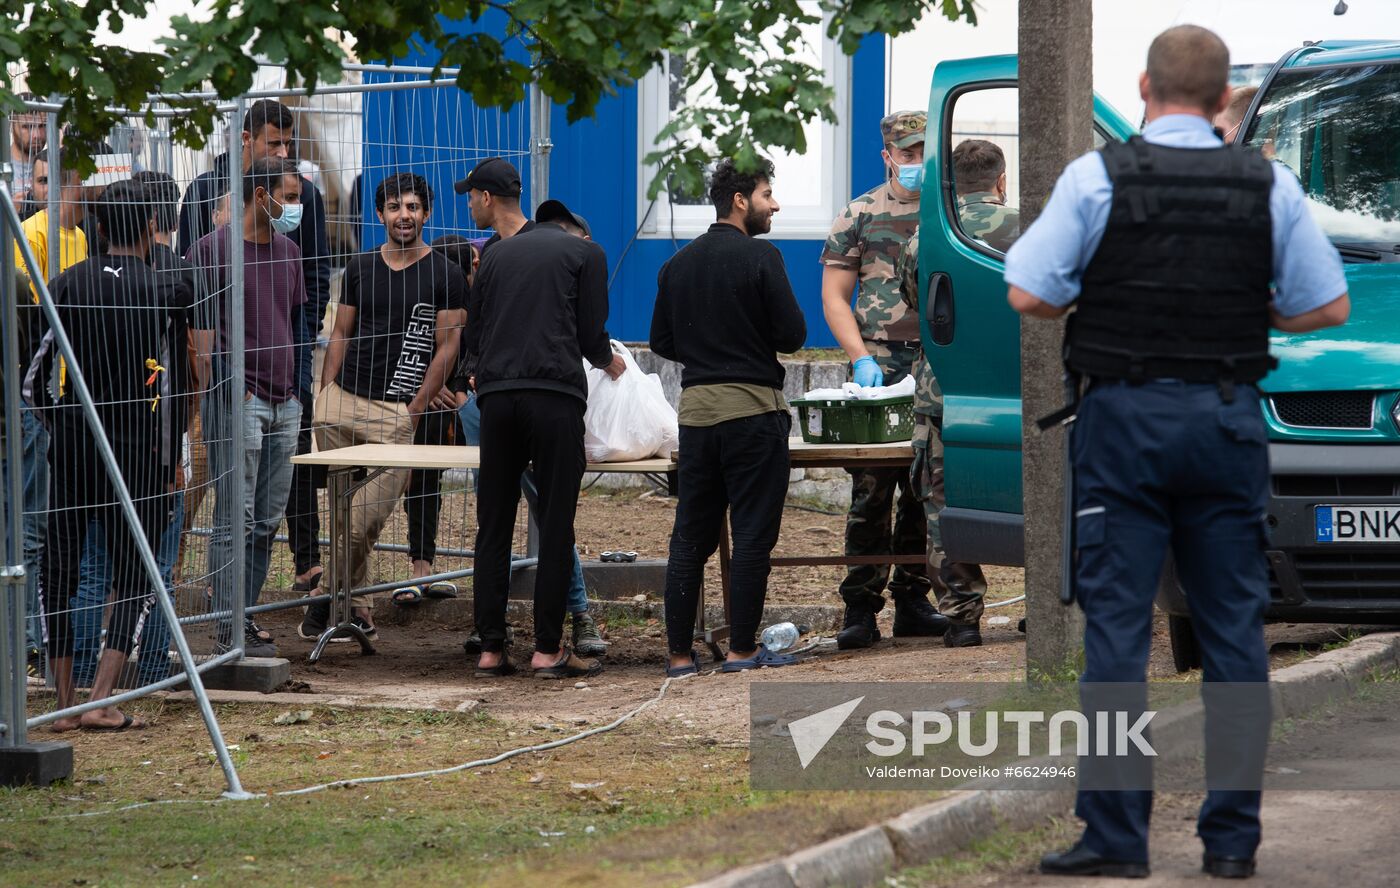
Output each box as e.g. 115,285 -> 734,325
584,341 -> 680,462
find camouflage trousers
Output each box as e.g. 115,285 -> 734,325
839,342 -> 929,610
910,415 -> 988,625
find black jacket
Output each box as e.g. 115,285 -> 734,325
176,153 -> 331,393
465,222 -> 613,403
650,222 -> 806,388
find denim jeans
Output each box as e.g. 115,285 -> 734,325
205,393 -> 301,625
459,393 -> 587,613
71,492 -> 183,686
19,406 -> 48,654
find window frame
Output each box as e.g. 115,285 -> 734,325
941,81 -> 1111,261
635,16 -> 851,240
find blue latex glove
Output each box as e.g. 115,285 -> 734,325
852,355 -> 884,389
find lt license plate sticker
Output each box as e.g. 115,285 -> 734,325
1315,505 -> 1400,543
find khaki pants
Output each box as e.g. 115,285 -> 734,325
313,381 -> 415,607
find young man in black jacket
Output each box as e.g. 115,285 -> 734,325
650,158 -> 807,675
466,198 -> 623,678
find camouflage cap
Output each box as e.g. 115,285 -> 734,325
881,110 -> 927,149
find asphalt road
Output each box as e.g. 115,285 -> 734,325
974,680 -> 1400,886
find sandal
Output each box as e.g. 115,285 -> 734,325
533,646 -> 603,680
80,712 -> 147,732
424,581 -> 458,600
721,644 -> 802,673
293,569 -> 324,594
665,650 -> 700,678
474,655 -> 517,677
391,584 -> 426,606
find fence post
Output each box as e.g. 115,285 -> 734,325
528,81 -> 552,216
228,98 -> 248,658
0,182 -> 248,798
0,114 -> 73,785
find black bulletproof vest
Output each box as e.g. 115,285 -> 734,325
1068,136 -> 1275,385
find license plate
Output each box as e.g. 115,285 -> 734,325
1315,505 -> 1400,543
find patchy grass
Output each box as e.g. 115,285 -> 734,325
1,698 -> 941,887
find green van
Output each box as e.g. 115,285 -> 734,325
916,45 -> 1400,670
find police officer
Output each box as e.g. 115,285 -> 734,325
1007,26 -> 1349,879
896,229 -> 990,645
821,110 -> 951,649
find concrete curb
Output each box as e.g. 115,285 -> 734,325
687,631 -> 1400,888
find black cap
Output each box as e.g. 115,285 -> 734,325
453,157 -> 522,197
536,199 -> 591,237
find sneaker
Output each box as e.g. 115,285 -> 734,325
334,615 -> 377,644
26,647 -> 43,679
571,612 -> 609,657
217,618 -> 278,658
299,598 -> 331,640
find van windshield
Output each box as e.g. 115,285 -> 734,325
1245,63 -> 1400,255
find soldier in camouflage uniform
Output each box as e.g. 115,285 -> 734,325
898,227 -> 991,646
820,110 -> 950,649
952,139 -> 1021,254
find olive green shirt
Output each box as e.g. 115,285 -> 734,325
678,383 -> 788,428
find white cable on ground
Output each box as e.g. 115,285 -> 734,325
985,595 -> 1026,608
3,673 -> 688,821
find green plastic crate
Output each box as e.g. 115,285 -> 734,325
790,395 -> 915,444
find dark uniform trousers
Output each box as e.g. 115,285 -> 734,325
473,390 -> 586,656
1072,380 -> 1271,864
840,341 -> 929,609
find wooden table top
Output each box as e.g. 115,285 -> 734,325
292,438 -> 913,472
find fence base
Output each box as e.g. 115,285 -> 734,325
199,658 -> 292,694
0,741 -> 73,787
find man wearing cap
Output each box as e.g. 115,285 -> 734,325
466,195 -> 624,678
449,180 -> 612,658
821,110 -> 956,650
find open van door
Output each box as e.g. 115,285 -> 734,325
916,54 -> 1136,566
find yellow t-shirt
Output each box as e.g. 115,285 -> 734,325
15,209 -> 88,302
16,210 -> 88,393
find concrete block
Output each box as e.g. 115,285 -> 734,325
197,657 -> 292,693
0,741 -> 73,787
984,787 -> 1076,831
688,860 -> 796,888
884,792 -> 994,866
784,825 -> 895,888
1269,660 -> 1350,718
508,560 -> 668,601
1146,698 -> 1206,760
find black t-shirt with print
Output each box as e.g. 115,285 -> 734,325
337,248 -> 466,403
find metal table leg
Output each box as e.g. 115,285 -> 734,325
308,467 -> 378,662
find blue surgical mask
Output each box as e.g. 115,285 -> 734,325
896,163 -> 924,192
268,197 -> 303,234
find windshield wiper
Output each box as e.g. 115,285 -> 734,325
1331,241 -> 1400,263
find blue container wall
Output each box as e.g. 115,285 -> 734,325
376,21 -> 888,349
547,34 -> 888,348
361,11 -> 538,248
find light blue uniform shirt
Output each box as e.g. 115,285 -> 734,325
1003,114 -> 1347,317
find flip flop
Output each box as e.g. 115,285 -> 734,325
81,713 -> 146,732
391,585 -> 426,606
665,650 -> 700,678
721,644 -> 802,673
533,647 -> 604,680
424,581 -> 458,600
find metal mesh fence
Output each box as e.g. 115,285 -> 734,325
1,66 -> 541,792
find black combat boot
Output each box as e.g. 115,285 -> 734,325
891,591 -> 951,637
944,621 -> 983,647
836,604 -> 882,649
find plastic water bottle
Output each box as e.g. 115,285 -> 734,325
760,621 -> 800,653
